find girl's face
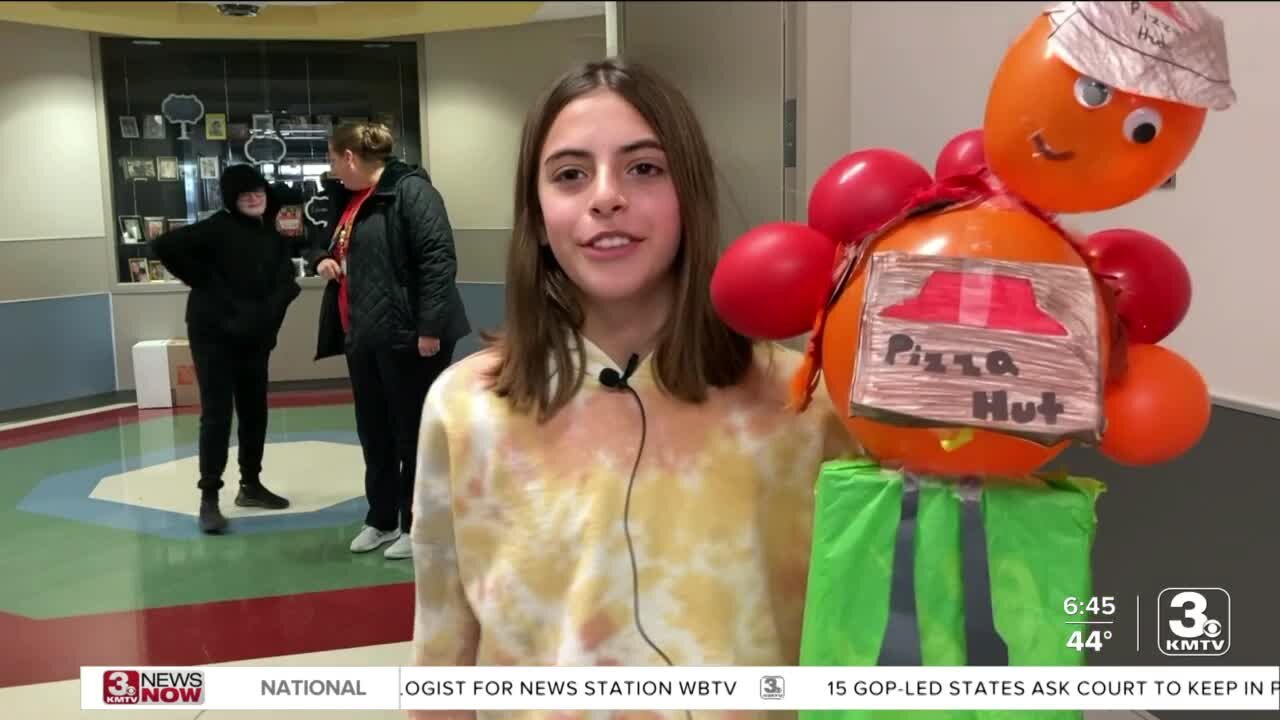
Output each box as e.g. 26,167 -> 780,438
537,89 -> 682,309
237,189 -> 267,217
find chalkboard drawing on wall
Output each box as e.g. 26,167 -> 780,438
161,93 -> 206,140
849,252 -> 1104,447
244,134 -> 288,166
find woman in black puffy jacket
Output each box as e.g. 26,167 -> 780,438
152,163 -> 301,534
307,122 -> 470,560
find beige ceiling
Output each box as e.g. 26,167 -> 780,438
0,2 -> 603,40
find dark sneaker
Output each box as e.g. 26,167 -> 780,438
235,482 -> 290,510
199,500 -> 228,534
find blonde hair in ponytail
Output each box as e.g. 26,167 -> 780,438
330,121 -> 394,163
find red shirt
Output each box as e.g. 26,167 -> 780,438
333,187 -> 374,333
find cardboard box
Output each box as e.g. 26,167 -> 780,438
132,339 -> 200,409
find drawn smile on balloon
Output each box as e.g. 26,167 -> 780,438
1030,131 -> 1074,161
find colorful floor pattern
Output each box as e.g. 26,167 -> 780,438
0,391 -> 416,708
0,393 -> 1147,720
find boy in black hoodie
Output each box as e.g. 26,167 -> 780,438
152,164 -> 302,533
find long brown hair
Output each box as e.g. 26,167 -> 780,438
484,58 -> 754,422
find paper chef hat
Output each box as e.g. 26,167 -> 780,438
1045,1 -> 1236,110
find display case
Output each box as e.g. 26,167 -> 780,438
100,37 -> 422,285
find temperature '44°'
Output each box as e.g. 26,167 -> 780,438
1064,596 -> 1117,653
1068,629 -> 1112,652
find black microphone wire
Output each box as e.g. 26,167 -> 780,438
618,382 -> 674,667
599,364 -> 693,720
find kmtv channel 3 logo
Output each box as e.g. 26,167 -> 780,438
1159,588 -> 1231,657
102,670 -> 205,705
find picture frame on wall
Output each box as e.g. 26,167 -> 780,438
142,114 -> 166,140
276,205 -> 304,237
206,113 -> 227,140
119,116 -> 139,139
199,156 -> 220,180
119,215 -> 143,244
148,260 -> 167,282
122,157 -> 156,181
128,257 -> 149,282
143,216 -> 167,241
228,122 -> 250,141
168,218 -> 190,231
156,156 -> 180,181
251,113 -> 274,133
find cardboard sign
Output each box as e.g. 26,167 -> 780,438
850,252 -> 1104,446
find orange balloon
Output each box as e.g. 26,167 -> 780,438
1100,344 -> 1211,466
821,203 -> 1111,479
984,15 -> 1207,214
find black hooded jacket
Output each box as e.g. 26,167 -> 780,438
306,158 -> 471,358
152,164 -> 301,350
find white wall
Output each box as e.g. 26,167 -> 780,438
621,1 -> 787,247
0,21 -> 106,245
797,1 -> 852,221
840,1 -> 1278,415
0,21 -> 110,302
423,16 -> 606,231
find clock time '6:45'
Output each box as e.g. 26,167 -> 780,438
1064,596 -> 1115,616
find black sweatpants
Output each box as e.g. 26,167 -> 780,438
190,341 -> 271,496
345,342 -> 455,533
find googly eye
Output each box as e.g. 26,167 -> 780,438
1123,107 -> 1163,144
1073,76 -> 1112,108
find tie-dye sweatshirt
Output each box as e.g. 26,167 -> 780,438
410,338 -> 856,720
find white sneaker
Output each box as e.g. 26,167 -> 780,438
383,534 -> 413,560
350,526 -> 400,553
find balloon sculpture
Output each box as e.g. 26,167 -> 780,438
713,3 -> 1235,716
713,0 -> 1235,473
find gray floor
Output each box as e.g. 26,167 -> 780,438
0,378 -> 350,425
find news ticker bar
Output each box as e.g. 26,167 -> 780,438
83,666 -> 1280,712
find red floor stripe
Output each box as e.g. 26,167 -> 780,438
0,582 -> 412,688
0,389 -> 353,450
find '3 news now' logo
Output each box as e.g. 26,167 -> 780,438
103,670 -> 205,705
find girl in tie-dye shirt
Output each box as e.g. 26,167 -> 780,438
410,59 -> 858,720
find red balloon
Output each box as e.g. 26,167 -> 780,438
1081,229 -> 1192,344
712,222 -> 837,340
807,149 -> 933,247
935,129 -> 986,180
1100,344 -> 1211,466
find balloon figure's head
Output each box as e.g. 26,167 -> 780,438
984,1 -> 1235,214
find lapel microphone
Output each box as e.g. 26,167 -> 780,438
594,352 -> 682,677
598,353 -> 640,390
